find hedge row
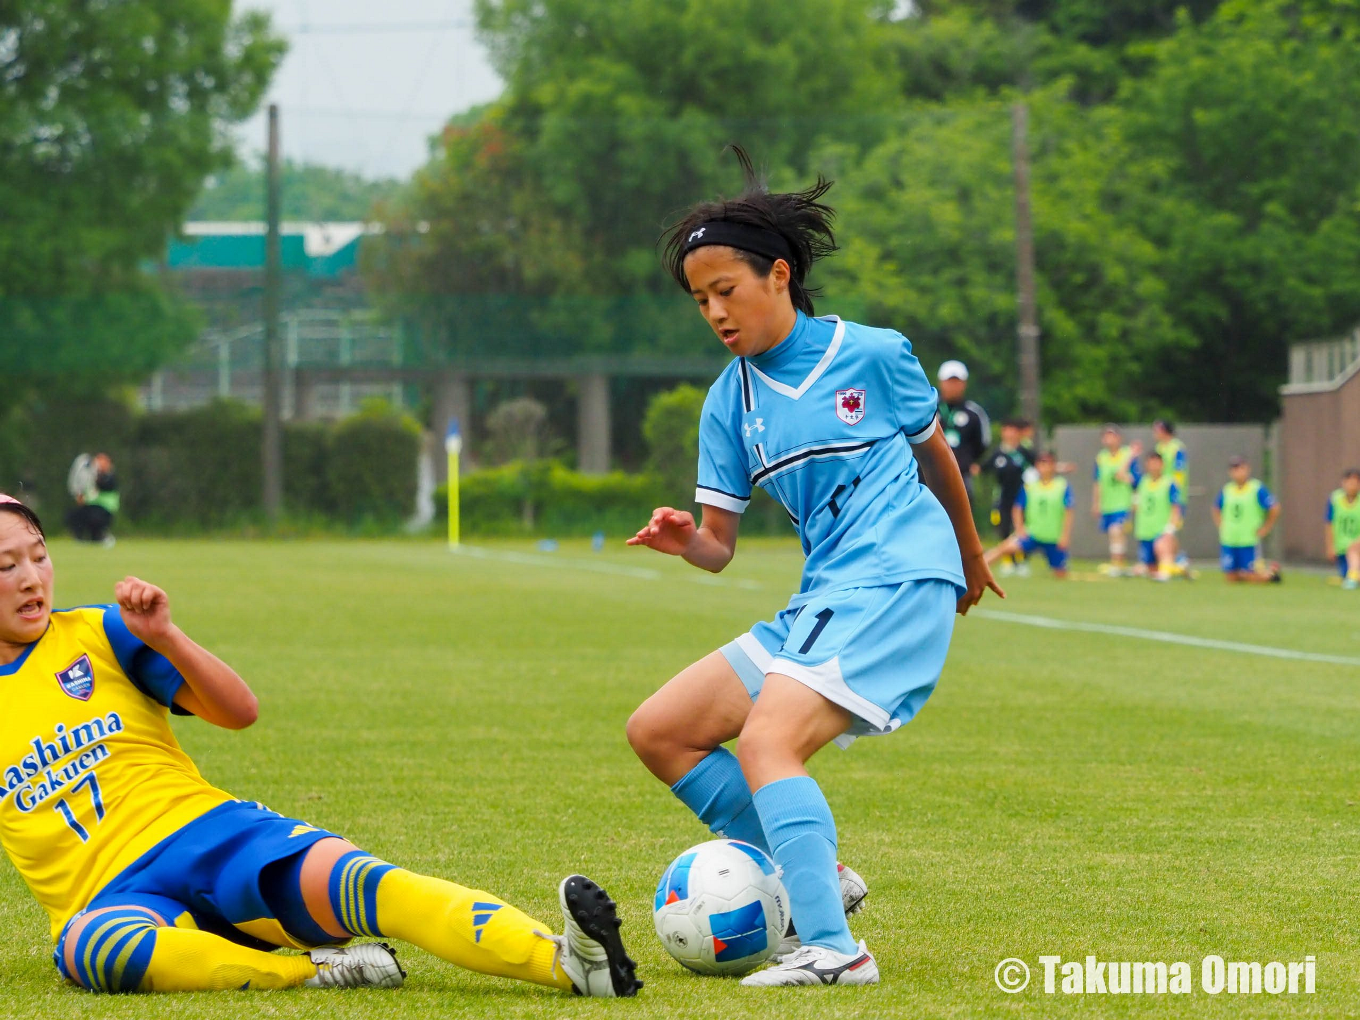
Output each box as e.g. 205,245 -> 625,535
436,461 -> 794,538
0,396 -> 422,530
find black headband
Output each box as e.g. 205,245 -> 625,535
681,220 -> 795,268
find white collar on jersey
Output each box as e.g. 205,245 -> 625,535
748,315 -> 844,401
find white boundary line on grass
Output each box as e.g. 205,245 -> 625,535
973,609 -> 1360,667
453,546 -> 1358,665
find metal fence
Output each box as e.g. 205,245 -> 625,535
140,310 -> 408,418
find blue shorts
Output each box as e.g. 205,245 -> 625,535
1139,539 -> 1158,567
1220,545 -> 1259,573
55,799 -> 341,981
1018,536 -> 1069,571
1100,511 -> 1129,533
720,579 -> 959,748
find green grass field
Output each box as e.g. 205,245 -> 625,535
2,537 -> 1356,1019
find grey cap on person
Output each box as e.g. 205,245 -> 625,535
1228,455 -> 1247,468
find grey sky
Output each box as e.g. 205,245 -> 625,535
235,0 -> 504,180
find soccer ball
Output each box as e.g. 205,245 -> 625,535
653,839 -> 789,976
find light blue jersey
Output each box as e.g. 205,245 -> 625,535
696,312 -> 964,601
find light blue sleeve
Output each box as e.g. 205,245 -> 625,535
1063,485 -> 1073,508
100,606 -> 189,713
1258,485 -> 1275,509
694,378 -> 751,514
1092,461 -> 1100,481
892,333 -> 941,444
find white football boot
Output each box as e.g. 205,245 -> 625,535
774,862 -> 868,959
553,875 -> 642,997
304,943 -> 405,988
741,940 -> 879,987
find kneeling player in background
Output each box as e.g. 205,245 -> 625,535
0,495 -> 639,997
1130,452 -> 1185,581
1326,468 -> 1360,589
1211,458 -> 1282,583
986,452 -> 1072,578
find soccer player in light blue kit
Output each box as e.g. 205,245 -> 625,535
626,150 -> 1002,988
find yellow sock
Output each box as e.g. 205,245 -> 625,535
373,870 -> 571,990
139,926 -> 316,992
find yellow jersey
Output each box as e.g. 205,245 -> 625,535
0,606 -> 231,938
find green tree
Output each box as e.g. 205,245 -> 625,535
369,0 -> 901,363
189,158 -> 400,222
642,384 -> 706,501
1117,0 -> 1360,419
0,1 -> 285,408
821,89 -> 1186,423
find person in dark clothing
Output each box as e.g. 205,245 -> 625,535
984,419 -> 1036,574
936,360 -> 990,505
66,453 -> 120,545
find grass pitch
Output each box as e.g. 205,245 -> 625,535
1,537 -> 1356,1019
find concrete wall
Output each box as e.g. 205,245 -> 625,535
1279,373 -> 1360,561
1052,425 -> 1268,560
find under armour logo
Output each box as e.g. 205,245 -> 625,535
688,227 -> 706,243
744,419 -> 766,437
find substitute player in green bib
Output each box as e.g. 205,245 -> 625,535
1212,457 -> 1282,583
986,452 -> 1072,578
1325,468 -> 1360,589
1091,425 -> 1140,576
1130,452 -> 1184,581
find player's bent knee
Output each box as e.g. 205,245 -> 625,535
57,905 -> 166,992
626,699 -> 682,764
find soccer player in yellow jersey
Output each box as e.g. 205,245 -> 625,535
0,495 -> 639,997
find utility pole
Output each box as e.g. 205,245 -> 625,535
1011,102 -> 1042,444
262,103 -> 283,520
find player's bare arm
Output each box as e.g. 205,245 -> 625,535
114,575 -> 258,730
914,424 -> 1004,614
628,505 -> 739,573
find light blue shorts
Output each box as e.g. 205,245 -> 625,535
720,579 -> 958,748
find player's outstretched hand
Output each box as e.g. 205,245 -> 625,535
115,576 -> 175,648
957,551 -> 1004,616
627,507 -> 697,557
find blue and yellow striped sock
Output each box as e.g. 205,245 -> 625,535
60,907 -> 314,992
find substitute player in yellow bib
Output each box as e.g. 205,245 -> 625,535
0,495 -> 639,997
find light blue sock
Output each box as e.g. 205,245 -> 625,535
752,776 -> 856,955
670,748 -> 770,854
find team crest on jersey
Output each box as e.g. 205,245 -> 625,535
55,655 -> 94,701
836,388 -> 866,426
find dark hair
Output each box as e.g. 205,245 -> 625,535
0,501 -> 45,540
1153,419 -> 1175,434
663,146 -> 837,316
1146,451 -> 1163,462
1036,450 -> 1056,463
1344,467 -> 1360,480
1002,417 -> 1030,430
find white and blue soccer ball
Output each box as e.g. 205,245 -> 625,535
653,839 -> 789,976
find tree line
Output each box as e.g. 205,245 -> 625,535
2,0 -> 1358,431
